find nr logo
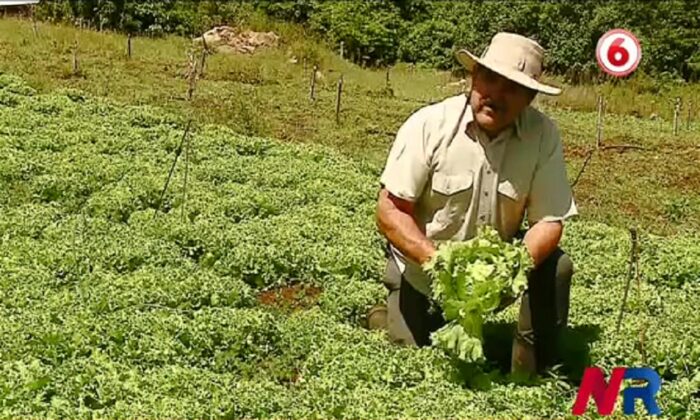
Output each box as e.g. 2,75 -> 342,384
572,367 -> 661,416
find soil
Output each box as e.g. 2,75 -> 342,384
257,282 -> 322,312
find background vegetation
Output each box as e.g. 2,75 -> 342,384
1,17 -> 697,236
31,0 -> 700,81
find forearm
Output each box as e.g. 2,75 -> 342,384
523,220 -> 563,267
376,190 -> 435,265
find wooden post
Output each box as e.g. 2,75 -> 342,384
385,66 -> 391,90
340,41 -> 344,60
596,95 -> 604,149
72,41 -> 80,76
673,97 -> 681,136
186,50 -> 197,101
335,74 -> 344,124
309,65 -> 317,101
127,34 -> 132,59
616,228 -> 638,335
199,36 -> 208,79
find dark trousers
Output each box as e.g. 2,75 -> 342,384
382,248 -> 573,373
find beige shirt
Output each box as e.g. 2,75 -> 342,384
380,94 -> 578,295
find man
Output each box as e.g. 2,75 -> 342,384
373,32 -> 577,374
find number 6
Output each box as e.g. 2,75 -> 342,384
607,38 -> 629,66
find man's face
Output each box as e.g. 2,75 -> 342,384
469,64 -> 536,138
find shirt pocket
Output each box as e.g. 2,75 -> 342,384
429,171 -> 474,236
497,179 -> 527,237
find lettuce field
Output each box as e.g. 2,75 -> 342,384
1,73 -> 700,418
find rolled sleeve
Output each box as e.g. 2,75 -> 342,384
527,123 -> 578,225
379,108 -> 433,202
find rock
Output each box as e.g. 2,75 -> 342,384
193,26 -> 280,55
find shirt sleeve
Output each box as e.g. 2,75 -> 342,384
379,107 -> 434,202
527,121 -> 579,225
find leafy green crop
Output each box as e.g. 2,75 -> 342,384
1,74 -> 699,418
424,227 -> 533,362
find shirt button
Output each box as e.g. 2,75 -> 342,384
484,191 -> 489,197
479,215 -> 486,222
486,170 -> 492,175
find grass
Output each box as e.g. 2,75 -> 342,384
0,17 -> 698,235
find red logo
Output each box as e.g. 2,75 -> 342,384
596,29 -> 642,77
572,367 -> 661,416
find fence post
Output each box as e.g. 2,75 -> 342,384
199,36 -> 208,79
340,41 -> 344,60
335,74 -> 344,124
673,97 -> 681,136
127,33 -> 132,59
186,50 -> 197,101
309,65 -> 317,101
596,95 -> 604,149
72,41 -> 80,76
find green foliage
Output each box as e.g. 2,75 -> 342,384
37,0 -> 257,36
308,2 -> 403,65
1,75 -> 700,418
424,227 -> 532,362
35,0 -> 700,78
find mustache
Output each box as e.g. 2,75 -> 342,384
481,98 -> 506,113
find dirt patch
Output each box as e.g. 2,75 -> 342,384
257,282 -> 322,312
564,144 -> 590,159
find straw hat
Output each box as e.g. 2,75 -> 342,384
456,32 -> 561,96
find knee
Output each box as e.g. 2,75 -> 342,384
382,258 -> 402,292
556,252 -> 574,285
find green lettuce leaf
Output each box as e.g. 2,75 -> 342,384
424,226 -> 533,363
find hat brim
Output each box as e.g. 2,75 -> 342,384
456,49 -> 562,96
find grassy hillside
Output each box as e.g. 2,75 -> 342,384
1,18 -> 699,236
